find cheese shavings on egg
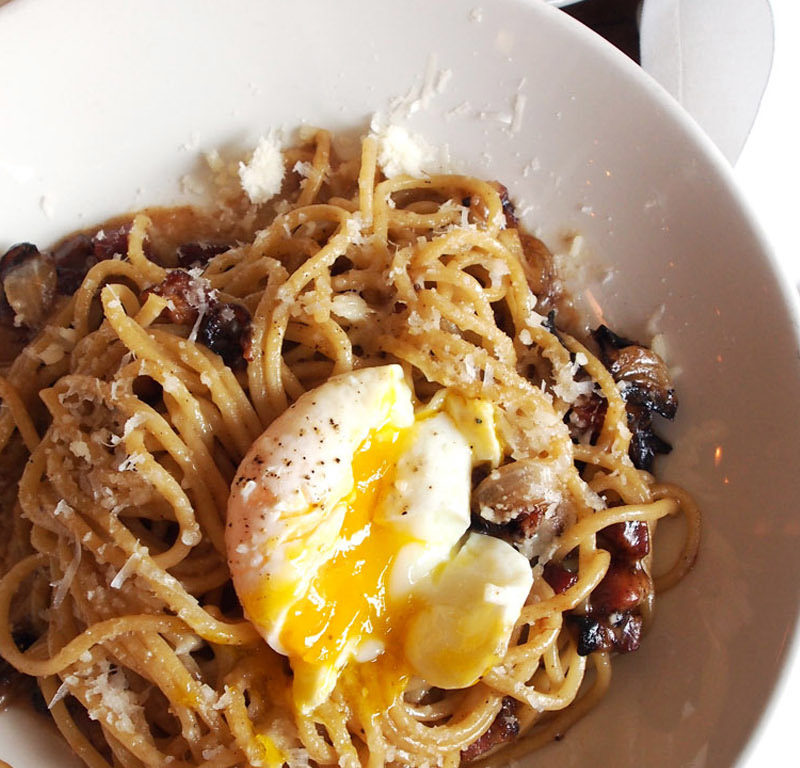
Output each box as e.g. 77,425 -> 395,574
226,365 -> 533,713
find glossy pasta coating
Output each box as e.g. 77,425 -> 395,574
0,130 -> 700,768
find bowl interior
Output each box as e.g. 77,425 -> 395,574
2,0 -> 800,766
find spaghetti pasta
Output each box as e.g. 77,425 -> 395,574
0,128 -> 699,768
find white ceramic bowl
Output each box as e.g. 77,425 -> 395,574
2,1 -> 800,766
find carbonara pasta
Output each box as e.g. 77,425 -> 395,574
0,128 -> 699,768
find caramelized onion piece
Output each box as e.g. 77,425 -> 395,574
472,459 -> 576,560
145,270 -> 209,326
543,561 -> 578,595
51,227 -> 131,294
569,612 -> 643,656
584,324 -> 679,471
488,181 -> 518,228
520,232 -> 560,313
590,561 -> 652,615
599,520 -> 650,560
592,324 -> 677,418
567,517 -> 654,656
175,241 -> 230,269
51,234 -> 97,294
198,301 -> 251,369
566,391 -> 607,444
461,697 -> 520,762
0,243 -> 57,328
627,404 -> 673,472
473,459 -> 560,523
143,269 -> 251,368
0,242 -> 40,277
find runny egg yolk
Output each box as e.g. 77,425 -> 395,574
279,422 -> 414,673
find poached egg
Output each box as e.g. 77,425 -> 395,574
226,365 -> 532,712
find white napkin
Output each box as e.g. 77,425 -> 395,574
639,0 -> 774,164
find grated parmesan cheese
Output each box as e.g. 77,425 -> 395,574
372,124 -> 450,179
51,529 -> 81,608
201,746 -> 227,761
83,660 -> 144,735
377,53 -> 453,124
173,634 -> 202,656
180,527 -> 201,546
552,350 -> 595,404
109,548 -> 146,590
68,440 -> 91,461
53,499 -> 74,518
116,412 -> 146,445
292,160 -> 314,179
330,293 -> 372,322
345,212 -> 367,244
118,453 -> 145,472
239,134 -> 285,204
48,675 -> 79,710
162,373 -> 182,394
447,101 -> 472,121
486,258 -> 510,287
36,342 -> 66,365
509,90 -> 526,135
213,686 -> 234,710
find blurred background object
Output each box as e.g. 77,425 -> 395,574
640,0 -> 774,164
555,0 -> 774,166
554,0 -> 796,295
562,0 -> 641,62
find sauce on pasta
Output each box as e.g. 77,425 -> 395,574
0,129 -> 699,768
